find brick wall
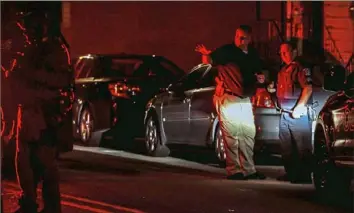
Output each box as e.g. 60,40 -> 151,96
61,2 -> 281,71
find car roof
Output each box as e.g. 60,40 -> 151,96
75,53 -> 167,61
73,53 -> 185,76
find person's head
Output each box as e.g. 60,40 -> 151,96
279,40 -> 298,65
1,2 -> 30,23
234,25 -> 252,51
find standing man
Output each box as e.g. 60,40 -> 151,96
195,25 -> 262,75
195,25 -> 265,180
270,41 -> 313,183
1,3 -> 73,213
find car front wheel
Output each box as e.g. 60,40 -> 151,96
79,107 -> 94,146
214,124 -> 226,167
145,116 -> 170,157
313,129 -> 351,197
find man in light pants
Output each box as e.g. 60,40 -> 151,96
213,64 -> 266,180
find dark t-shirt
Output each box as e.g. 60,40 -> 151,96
210,43 -> 262,97
210,43 -> 262,74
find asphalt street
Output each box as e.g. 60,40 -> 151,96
2,144 -> 353,213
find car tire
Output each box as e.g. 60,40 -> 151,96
313,129 -> 351,197
214,124 -> 226,168
144,116 -> 170,157
78,107 -> 94,146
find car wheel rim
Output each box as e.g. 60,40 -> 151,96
146,119 -> 158,153
80,110 -> 92,142
215,128 -> 226,162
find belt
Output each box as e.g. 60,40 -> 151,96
224,90 -> 243,98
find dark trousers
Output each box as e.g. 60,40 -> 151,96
15,128 -> 61,213
279,112 -> 313,180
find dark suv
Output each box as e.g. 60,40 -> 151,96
72,54 -> 184,146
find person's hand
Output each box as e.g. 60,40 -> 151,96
291,105 -> 307,119
267,81 -> 276,93
195,44 -> 211,55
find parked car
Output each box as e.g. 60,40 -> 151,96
143,63 -> 337,163
313,70 -> 353,195
72,54 -> 184,146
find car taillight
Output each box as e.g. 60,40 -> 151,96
108,82 -> 141,99
252,88 -> 275,108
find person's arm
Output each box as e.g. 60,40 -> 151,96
209,46 -> 228,66
292,66 -> 313,118
195,44 -> 212,64
202,54 -> 212,64
196,44 -> 227,65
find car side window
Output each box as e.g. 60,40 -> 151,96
153,61 -> 177,82
74,58 -> 95,79
179,65 -> 208,91
159,60 -> 184,78
74,58 -> 84,79
199,67 -> 218,88
345,72 -> 354,92
107,58 -> 143,77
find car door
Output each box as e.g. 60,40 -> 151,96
89,57 -> 114,131
329,90 -> 352,161
188,65 -> 217,145
162,67 -> 206,143
74,57 -> 95,127
342,77 -> 354,162
75,57 -> 111,131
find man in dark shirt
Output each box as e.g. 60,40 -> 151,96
195,25 -> 262,73
195,25 -> 264,98
195,25 -> 265,180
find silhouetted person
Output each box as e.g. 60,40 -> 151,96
1,2 -> 73,213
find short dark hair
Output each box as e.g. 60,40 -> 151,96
281,38 -> 298,50
238,25 -> 252,34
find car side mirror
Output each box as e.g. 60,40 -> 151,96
323,65 -> 346,91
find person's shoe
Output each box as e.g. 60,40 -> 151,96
13,196 -> 38,213
227,173 -> 245,180
245,172 -> 266,180
13,207 -> 38,213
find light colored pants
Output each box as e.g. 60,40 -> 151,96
213,94 -> 256,176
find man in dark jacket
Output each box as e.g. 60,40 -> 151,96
1,3 -> 73,213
